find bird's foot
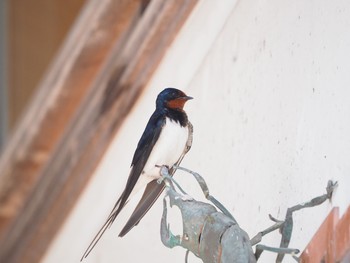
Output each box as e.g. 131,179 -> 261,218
157,166 -> 172,186
157,165 -> 189,196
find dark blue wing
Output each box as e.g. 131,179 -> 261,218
80,111 -> 165,260
118,111 -> 165,214
119,122 -> 193,237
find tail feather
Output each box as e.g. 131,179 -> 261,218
80,196 -> 123,261
118,179 -> 165,237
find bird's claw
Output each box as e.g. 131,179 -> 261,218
157,166 -> 172,186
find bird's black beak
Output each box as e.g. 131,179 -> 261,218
182,96 -> 193,101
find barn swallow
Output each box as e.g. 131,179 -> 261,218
81,88 -> 193,260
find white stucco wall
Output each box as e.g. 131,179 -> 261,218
43,0 -> 350,262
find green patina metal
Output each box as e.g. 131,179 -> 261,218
159,166 -> 337,263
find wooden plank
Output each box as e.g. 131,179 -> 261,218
300,206 -> 350,262
7,0 -> 86,129
0,0 -> 142,234
300,207 -> 339,263
0,0 -> 198,262
336,206 -> 350,262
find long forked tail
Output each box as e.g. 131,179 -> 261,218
118,179 -> 165,237
80,196 -> 123,261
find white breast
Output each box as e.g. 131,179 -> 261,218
126,117 -> 189,201
142,117 -> 189,179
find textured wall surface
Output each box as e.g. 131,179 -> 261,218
43,0 -> 350,262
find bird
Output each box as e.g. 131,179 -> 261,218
81,88 -> 193,260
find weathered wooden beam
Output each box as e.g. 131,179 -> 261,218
300,208 -> 339,263
0,0 -> 198,262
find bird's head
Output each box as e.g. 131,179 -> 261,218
156,88 -> 193,111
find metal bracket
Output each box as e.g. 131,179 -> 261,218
159,166 -> 337,263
